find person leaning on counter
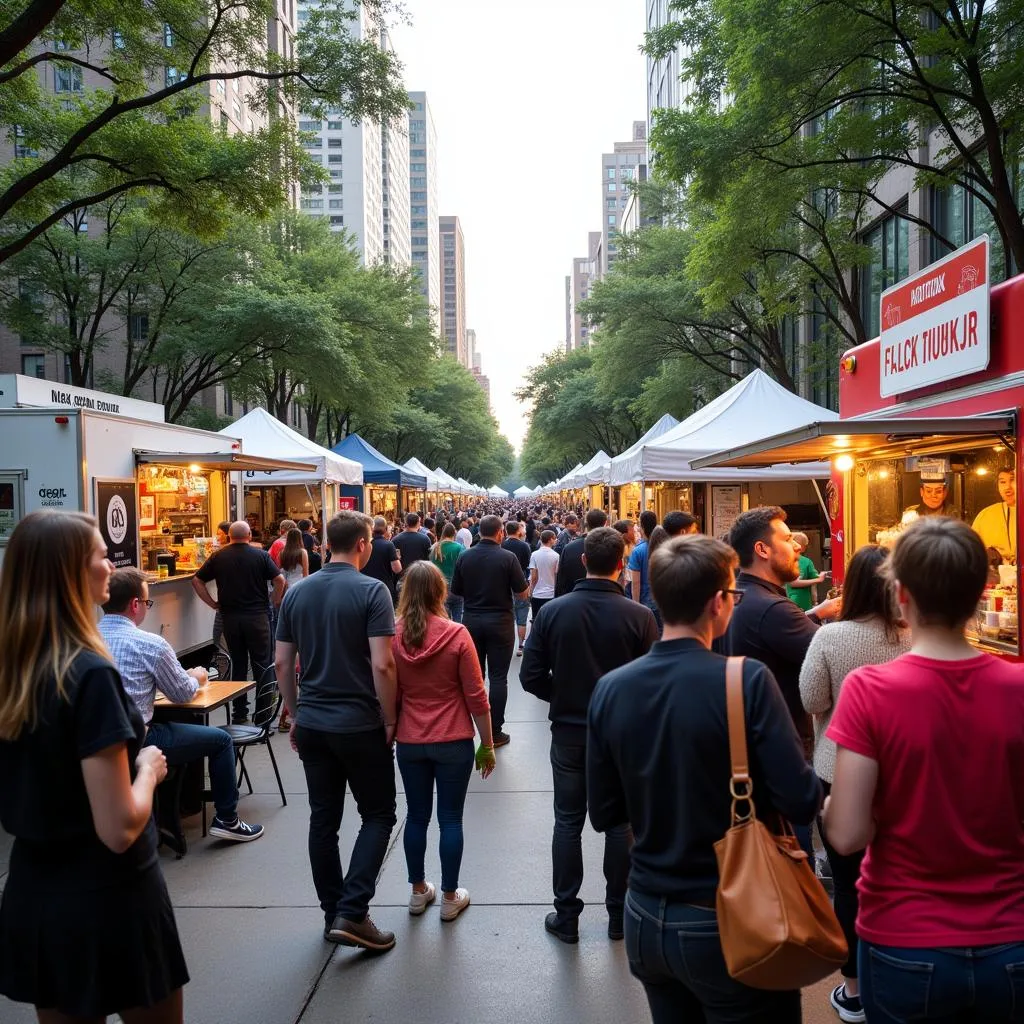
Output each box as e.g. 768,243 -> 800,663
907,477 -> 953,517
971,467 -> 1017,564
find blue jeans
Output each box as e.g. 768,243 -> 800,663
396,740 -> 474,893
550,739 -> 631,920
145,720 -> 238,823
625,890 -> 801,1023
445,592 -> 464,623
859,940 -> 1024,1022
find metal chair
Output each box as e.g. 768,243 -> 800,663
218,665 -> 286,807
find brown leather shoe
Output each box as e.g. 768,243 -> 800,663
326,914 -> 396,951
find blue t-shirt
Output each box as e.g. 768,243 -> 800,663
627,540 -> 651,606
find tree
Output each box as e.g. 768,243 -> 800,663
0,0 -> 409,264
649,0 -> 1024,276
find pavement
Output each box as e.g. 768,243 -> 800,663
1,651 -> 843,1024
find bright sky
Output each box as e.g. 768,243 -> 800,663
389,1 -> 648,453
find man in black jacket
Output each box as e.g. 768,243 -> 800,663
450,515 -> 529,747
554,508 -> 608,597
521,527 -> 658,944
586,534 -> 821,1021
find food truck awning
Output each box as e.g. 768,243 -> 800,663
134,451 -> 318,474
690,414 -> 1017,470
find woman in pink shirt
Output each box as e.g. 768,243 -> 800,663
826,517 -> 1024,1022
393,561 -> 495,922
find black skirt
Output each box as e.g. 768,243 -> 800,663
0,857 -> 189,1017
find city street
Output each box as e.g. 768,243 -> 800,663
1,655 -> 841,1024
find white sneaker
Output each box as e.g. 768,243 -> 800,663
440,887 -> 471,922
408,882 -> 436,916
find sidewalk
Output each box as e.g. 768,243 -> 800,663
1,654 -> 841,1023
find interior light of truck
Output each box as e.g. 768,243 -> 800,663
976,466 -> 990,476
188,463 -> 201,473
834,454 -> 855,472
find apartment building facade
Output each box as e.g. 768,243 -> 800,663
601,122 -> 646,278
439,216 -> 467,366
408,92 -> 441,318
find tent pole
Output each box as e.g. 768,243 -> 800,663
811,479 -> 830,524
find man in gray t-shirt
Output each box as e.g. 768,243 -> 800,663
275,510 -> 399,953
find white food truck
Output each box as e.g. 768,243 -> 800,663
0,375 -> 312,655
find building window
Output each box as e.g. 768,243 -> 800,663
411,191 -> 426,201
301,137 -> 323,148
415,102 -> 424,111
329,199 -> 343,209
410,162 -> 426,172
223,390 -> 233,416
411,149 -> 425,158
164,23 -> 174,46
54,63 -> 82,93
328,184 -> 342,193
861,210 -> 910,339
112,30 -> 126,50
412,236 -> 428,246
330,216 -> 344,225
933,179 -> 1008,282
327,120 -> 343,130
410,176 -> 426,187
329,169 -> 342,179
327,154 -> 343,164
411,205 -> 426,215
129,314 -> 149,342
21,354 -> 45,378
607,214 -> 617,225
409,132 -> 425,144
165,66 -> 184,88
328,137 -> 342,147
301,198 -> 323,210
607,183 -> 616,193
606,199 -> 617,209
411,219 -> 427,230
299,119 -> 321,131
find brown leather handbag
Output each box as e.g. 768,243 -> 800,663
714,657 -> 848,990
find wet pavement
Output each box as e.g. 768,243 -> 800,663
1,653 -> 842,1023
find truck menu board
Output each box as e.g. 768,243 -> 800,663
96,479 -> 138,568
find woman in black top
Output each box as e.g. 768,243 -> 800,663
0,510 -> 188,1023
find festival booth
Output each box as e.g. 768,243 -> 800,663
554,463 -> 585,506
513,485 -> 535,500
332,433 -> 428,516
694,238 -> 1022,658
566,450 -> 612,511
0,376 -> 312,654
433,467 -> 465,506
220,408 -> 363,540
488,484 -> 509,499
611,370 -> 836,549
608,413 -> 680,519
403,457 -> 447,512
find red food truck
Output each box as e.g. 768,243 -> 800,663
692,235 -> 1020,659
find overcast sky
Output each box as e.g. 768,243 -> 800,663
389,1 -> 648,454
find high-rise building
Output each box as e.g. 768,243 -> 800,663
471,351 -> 491,408
466,328 -> 477,368
297,1 -> 386,264
566,254 -> 596,351
408,92 -> 440,318
601,122 -> 646,278
380,29 -> 411,268
439,215 -> 467,365
646,2 -> 691,145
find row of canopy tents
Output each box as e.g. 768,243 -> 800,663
535,370 -> 838,497
218,409 -> 503,520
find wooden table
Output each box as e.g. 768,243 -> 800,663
151,680 -> 257,856
153,679 -> 256,726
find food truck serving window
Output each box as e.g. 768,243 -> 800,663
690,414 -> 1018,656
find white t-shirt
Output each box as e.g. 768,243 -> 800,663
456,528 -> 473,548
529,545 -> 560,599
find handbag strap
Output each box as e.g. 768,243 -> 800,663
725,656 -> 755,822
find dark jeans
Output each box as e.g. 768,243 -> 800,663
223,611 -> 273,721
818,778 -> 863,979
551,739 -> 631,921
445,593 -> 464,623
530,597 -> 552,621
463,612 -> 514,732
859,940 -> 1024,1022
396,739 -> 474,893
625,890 -> 802,1023
294,725 -> 397,924
145,720 -> 238,823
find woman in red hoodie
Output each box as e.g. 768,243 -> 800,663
393,561 -> 496,922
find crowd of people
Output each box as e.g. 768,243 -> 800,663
1,498 -> 1024,1023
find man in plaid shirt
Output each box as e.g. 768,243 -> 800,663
99,568 -> 264,844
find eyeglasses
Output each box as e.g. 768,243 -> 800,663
723,589 -> 744,605
140,598 -> 154,608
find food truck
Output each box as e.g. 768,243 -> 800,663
0,375 -> 312,655
692,236 -> 1021,658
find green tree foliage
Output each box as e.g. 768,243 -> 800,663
516,348 -> 643,486
0,0 -> 409,263
649,0 -> 1024,275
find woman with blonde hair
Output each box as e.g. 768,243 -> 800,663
0,511 -> 188,1024
393,560 -> 495,922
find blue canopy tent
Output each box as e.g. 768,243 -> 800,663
331,433 -> 428,516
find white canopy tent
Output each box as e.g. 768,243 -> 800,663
488,484 -> 509,498
571,450 -> 612,489
607,413 -> 680,486
220,408 -> 363,484
402,457 -> 442,492
512,484 -> 534,498
432,467 -> 463,494
612,370 -> 837,483
553,463 -> 585,492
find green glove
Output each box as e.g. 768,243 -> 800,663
475,743 -> 496,773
